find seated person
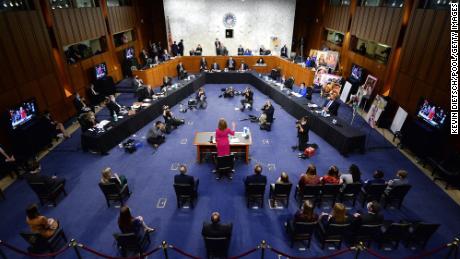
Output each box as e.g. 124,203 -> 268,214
176,61 -> 188,80
353,201 -> 384,226
259,100 -> 275,131
161,49 -> 170,61
319,203 -> 352,228
243,48 -> 252,56
385,170 -> 409,194
43,111 -> 70,139
0,145 -> 19,178
256,58 -> 265,65
238,60 -> 249,72
26,204 -> 59,239
199,57 -> 208,72
132,76 -> 144,91
240,87 -> 254,111
237,45 -> 244,56
280,44 -> 288,58
118,206 -> 155,240
340,164 -> 362,184
105,95 -> 122,118
298,164 -> 321,187
202,212 -> 232,238
78,112 -> 97,132
298,82 -> 307,97
284,76 -> 295,90
322,92 -> 340,116
161,76 -> 172,91
136,84 -> 154,101
226,57 -> 236,71
306,85 -> 313,100
210,62 -> 221,72
196,87 -> 207,109
220,86 -> 235,98
146,121 -> 166,147
321,165 -> 341,185
174,165 -> 199,192
259,46 -> 270,55
87,83 -> 104,106
244,164 -> 267,186
139,49 -> 150,66
100,167 -> 128,189
305,56 -> 316,68
25,162 -> 66,190
363,170 -> 386,191
162,105 -> 184,133
195,44 -> 203,56
286,200 -> 318,235
73,93 -> 93,114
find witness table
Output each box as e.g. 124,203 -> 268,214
193,132 -> 253,163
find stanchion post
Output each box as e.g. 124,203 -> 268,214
162,241 -> 169,259
260,240 -> 267,259
70,239 -> 82,259
445,237 -> 459,259
352,242 -> 365,259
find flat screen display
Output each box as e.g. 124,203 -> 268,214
125,47 -> 134,59
95,63 -> 107,80
417,99 -> 447,129
9,99 -> 38,130
350,63 -> 365,83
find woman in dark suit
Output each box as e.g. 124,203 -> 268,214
118,206 -> 155,239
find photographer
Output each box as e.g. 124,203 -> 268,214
146,121 -> 166,147
240,87 -> 254,111
219,86 -> 235,98
292,116 -> 310,152
162,105 -> 185,133
259,100 -> 274,131
196,87 -> 207,109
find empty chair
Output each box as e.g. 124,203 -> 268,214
173,183 -> 197,208
382,184 -> 412,209
320,184 -> 342,207
360,184 -> 387,207
245,183 -> 266,208
98,182 -> 130,208
378,222 -> 411,250
317,223 -> 351,249
215,155 -> 235,180
339,183 -> 362,206
269,182 -> 292,208
28,182 -> 67,207
352,224 -> 382,247
429,153 -> 460,189
295,185 -> 322,208
113,232 -> 152,257
204,236 -> 231,259
286,221 -> 317,248
405,222 -> 440,249
20,228 -> 67,254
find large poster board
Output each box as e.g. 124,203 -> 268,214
309,49 -> 340,70
390,107 -> 408,133
366,95 -> 387,128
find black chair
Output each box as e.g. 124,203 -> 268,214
405,222 -> 440,249
319,184 -> 342,207
295,184 -> 322,208
286,221 -> 317,248
352,224 -> 382,247
203,236 -> 231,259
98,182 -> 130,208
20,227 -> 67,254
339,183 -> 362,206
215,155 -> 235,180
382,185 -> 412,209
317,223 -> 351,249
269,183 -> 292,208
173,183 -> 197,208
378,222 -> 411,250
113,232 -> 151,257
429,154 -> 460,189
245,183 -> 266,208
360,184 -> 387,207
28,182 -> 67,207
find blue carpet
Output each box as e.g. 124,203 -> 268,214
0,83 -> 459,259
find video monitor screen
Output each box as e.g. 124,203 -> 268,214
417,99 -> 447,129
350,63 -> 365,83
95,63 -> 107,80
9,99 -> 38,130
125,47 -> 134,59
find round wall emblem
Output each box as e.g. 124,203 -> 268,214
223,13 -> 237,28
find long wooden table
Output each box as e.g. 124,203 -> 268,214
193,132 -> 253,163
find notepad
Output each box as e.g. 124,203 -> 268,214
230,137 -> 240,143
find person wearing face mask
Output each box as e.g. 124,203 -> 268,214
292,116 -> 310,152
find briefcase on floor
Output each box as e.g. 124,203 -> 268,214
303,147 -> 316,158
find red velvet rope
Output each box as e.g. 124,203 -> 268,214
228,247 -> 258,258
0,240 -> 70,257
80,244 -> 161,259
270,247 -> 351,259
170,245 -> 201,259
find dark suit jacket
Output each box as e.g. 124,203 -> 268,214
177,64 -> 186,74
284,78 -> 294,89
211,63 -> 220,70
358,213 -> 384,225
226,59 -> 236,70
174,174 -> 195,186
263,105 -> 275,123
200,60 -> 208,70
239,63 -> 249,70
107,100 -> 121,117
323,99 -> 340,116
202,222 -> 232,238
244,174 -> 267,185
26,173 -> 64,189
237,48 -> 244,55
281,46 -> 288,57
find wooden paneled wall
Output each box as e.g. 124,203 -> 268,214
108,6 -> 137,34
324,5 -> 350,33
53,8 -> 106,46
391,9 -> 449,115
350,7 -> 402,45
